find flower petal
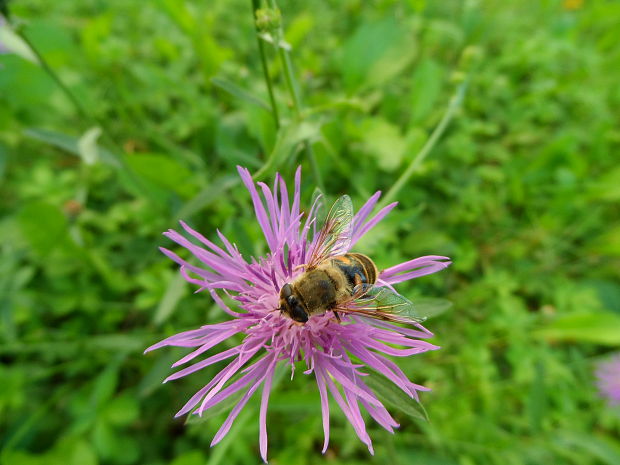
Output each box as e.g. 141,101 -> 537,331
315,369 -> 331,453
237,166 -> 277,252
211,356 -> 277,448
351,200 -> 398,248
380,256 -> 452,284
259,361 -> 277,462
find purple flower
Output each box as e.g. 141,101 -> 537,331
145,166 -> 451,461
596,353 -> 620,406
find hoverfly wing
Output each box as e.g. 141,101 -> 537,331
360,286 -> 428,323
305,194 -> 354,269
336,285 -> 428,324
409,297 -> 452,319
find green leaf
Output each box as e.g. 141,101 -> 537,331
0,436 -> 98,465
536,312 -> 620,346
339,17 -> 416,91
170,451 -> 207,465
17,202 -> 71,256
126,153 -> 197,198
55,437 -> 98,465
554,431 -> 620,465
269,390 -> 320,412
91,357 -> 123,408
24,128 -> 121,168
358,117 -> 406,171
589,225 -> 620,257
77,127 -> 102,165
138,351 -> 178,398
284,11 -> 315,48
0,142 -> 7,181
92,418 -> 140,463
174,175 -> 239,221
527,361 -> 546,433
586,279 -> 620,314
153,271 -> 187,325
204,407 -> 253,465
254,121 -> 321,180
244,103 -> 277,155
86,334 -> 147,352
157,0 -> 196,34
0,24 -> 40,65
92,421 -> 116,461
587,165 -> 620,202
410,59 -> 444,124
364,370 -> 428,421
103,395 -> 139,426
211,77 -> 271,111
24,128 -> 163,203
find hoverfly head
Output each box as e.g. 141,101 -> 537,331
279,283 -> 309,323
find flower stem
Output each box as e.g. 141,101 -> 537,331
18,31 -> 90,120
15,28 -> 128,156
379,81 -> 467,209
276,39 -> 302,119
251,0 -> 280,130
265,0 -> 324,192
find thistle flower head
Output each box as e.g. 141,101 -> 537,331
145,166 -> 451,461
596,353 -> 620,406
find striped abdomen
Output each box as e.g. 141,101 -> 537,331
330,253 -> 378,290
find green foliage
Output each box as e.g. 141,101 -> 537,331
536,313 -> 620,345
2,0 -> 620,464
364,370 -> 428,421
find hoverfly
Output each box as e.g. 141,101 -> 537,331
279,195 -> 437,325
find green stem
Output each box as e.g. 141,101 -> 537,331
16,28 -> 123,155
266,0 -> 324,191
266,0 -> 301,118
3,385 -> 71,451
251,0 -> 280,129
18,31 -> 91,120
306,142 -> 324,190
379,80 -> 467,209
278,44 -> 302,119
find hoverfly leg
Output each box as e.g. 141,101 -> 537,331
333,311 -> 341,323
353,283 -> 372,298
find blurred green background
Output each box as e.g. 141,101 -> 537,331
2,0 -> 620,464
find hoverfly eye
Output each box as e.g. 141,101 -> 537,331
281,283 -> 293,299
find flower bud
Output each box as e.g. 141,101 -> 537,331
459,45 -> 483,71
255,7 -> 281,32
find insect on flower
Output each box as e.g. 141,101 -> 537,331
145,166 -> 451,461
279,194 -> 442,325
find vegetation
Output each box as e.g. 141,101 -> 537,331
1,0 -> 619,464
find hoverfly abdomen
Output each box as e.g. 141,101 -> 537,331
332,253 -> 378,289
350,253 -> 378,284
